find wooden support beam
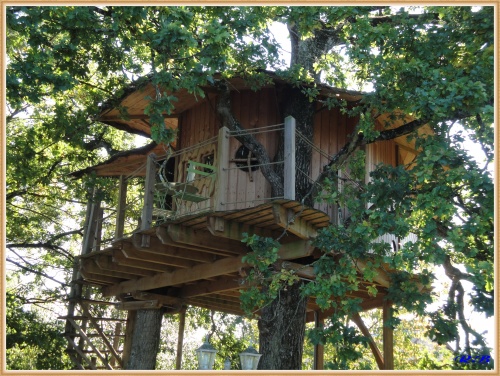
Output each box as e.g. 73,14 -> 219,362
131,291 -> 183,307
279,261 -> 316,280
206,216 -> 314,260
82,259 -> 138,280
383,300 -> 394,370
351,312 -> 384,370
140,153 -> 157,247
284,116 -> 296,200
79,267 -> 123,285
121,242 -> 195,268
353,258 -> 391,288
272,204 -> 318,240
176,307 -> 187,370
116,300 -> 162,310
110,323 -> 122,368
167,224 -> 247,255
136,232 -> 216,263
313,311 -> 324,370
112,249 -> 172,273
115,175 -> 128,240
121,310 -> 137,368
95,254 -> 156,277
100,114 -> 178,121
179,276 -> 245,298
207,216 -> 277,240
102,255 -> 246,297
156,227 -> 221,260
82,196 -> 101,255
305,296 -> 386,322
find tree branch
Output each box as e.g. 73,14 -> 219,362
215,81 -> 284,196
7,242 -> 75,262
6,257 -> 69,287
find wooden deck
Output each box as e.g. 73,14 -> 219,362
77,199 -> 392,320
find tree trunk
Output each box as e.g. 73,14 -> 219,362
216,80 -> 315,370
124,309 -> 163,370
258,281 -> 308,369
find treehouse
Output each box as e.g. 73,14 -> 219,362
64,73 -> 427,370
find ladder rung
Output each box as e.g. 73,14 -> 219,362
59,315 -> 127,322
64,333 -> 125,338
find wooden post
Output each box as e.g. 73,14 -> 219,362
284,116 -> 296,200
214,126 -> 230,231
82,194 -> 101,255
65,190 -> 97,369
122,310 -> 137,368
383,301 -> 394,370
93,208 -> 104,252
141,153 -> 157,247
115,175 -> 128,240
215,127 -> 230,211
110,322 -> 122,367
313,311 -> 324,370
175,307 -> 187,370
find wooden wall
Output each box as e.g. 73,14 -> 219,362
310,106 -> 358,221
176,88 -> 281,212
174,89 -> 401,225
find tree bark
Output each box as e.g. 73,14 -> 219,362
258,281 -> 308,370
124,309 -> 163,370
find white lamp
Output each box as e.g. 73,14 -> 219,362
196,336 -> 217,370
239,344 -> 262,370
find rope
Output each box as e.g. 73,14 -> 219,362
125,162 -> 147,180
229,127 -> 284,137
156,136 -> 218,162
227,122 -> 284,135
295,129 -> 333,160
221,196 -> 284,206
223,160 -> 284,171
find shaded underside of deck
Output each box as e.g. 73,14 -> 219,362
78,199 -> 390,321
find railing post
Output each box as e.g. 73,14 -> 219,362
214,127 -> 230,231
82,190 -> 102,255
141,153 -> 157,247
284,116 -> 296,200
115,175 -> 128,240
93,208 -> 104,252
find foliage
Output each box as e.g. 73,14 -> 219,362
6,291 -> 73,370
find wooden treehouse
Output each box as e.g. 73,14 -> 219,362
63,74 -> 426,370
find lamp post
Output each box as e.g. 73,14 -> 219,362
239,344 -> 262,370
195,336 -> 217,370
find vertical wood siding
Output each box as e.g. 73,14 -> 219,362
310,105 -> 358,222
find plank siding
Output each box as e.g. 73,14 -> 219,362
173,89 -> 401,226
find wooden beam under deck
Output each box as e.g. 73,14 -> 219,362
102,255 -> 246,297
133,233 -> 216,263
77,200 -> 400,321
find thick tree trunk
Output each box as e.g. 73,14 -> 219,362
258,281 -> 308,369
124,309 -> 163,370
